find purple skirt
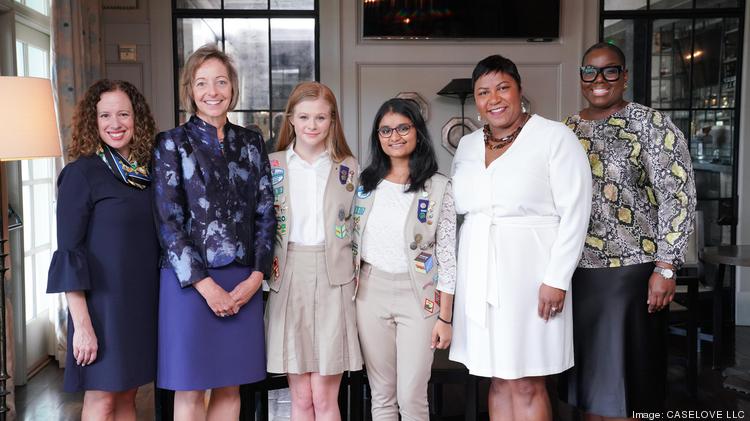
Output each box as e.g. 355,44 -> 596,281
157,263 -> 266,390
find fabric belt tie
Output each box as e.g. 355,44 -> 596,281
463,213 -> 560,328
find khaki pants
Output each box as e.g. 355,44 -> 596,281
356,262 -> 435,421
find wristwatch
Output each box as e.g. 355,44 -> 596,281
653,266 -> 675,279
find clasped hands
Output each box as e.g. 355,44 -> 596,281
194,271 -> 264,318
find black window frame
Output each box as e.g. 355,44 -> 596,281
171,0 -> 321,141
599,0 -> 746,245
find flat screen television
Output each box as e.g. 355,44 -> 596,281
362,0 -> 560,40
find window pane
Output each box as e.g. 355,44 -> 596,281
32,158 -> 51,179
16,41 -> 25,76
24,255 -> 34,322
225,19 -> 270,110
271,19 -> 315,109
691,18 -> 740,109
603,19 -> 635,102
21,160 -> 29,180
27,44 -> 48,78
225,0 -> 268,9
268,111 -> 285,152
271,0 -> 314,10
176,0 -> 220,8
604,0 -> 647,10
176,18 -> 223,72
22,185 -> 31,252
35,249 -> 51,316
650,0 -> 693,8
228,111 -> 270,141
696,0 -> 739,7
651,19 -> 693,108
691,110 -> 734,167
25,0 -> 48,15
33,184 -> 51,247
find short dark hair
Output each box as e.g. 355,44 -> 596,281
472,55 -> 522,91
359,98 -> 439,194
582,42 -> 627,68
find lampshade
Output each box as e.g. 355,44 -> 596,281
0,76 -> 62,161
437,78 -> 473,103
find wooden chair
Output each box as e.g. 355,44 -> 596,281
669,210 -> 708,396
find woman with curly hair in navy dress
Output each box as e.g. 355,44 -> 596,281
47,79 -> 159,420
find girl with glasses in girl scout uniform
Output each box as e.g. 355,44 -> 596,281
352,98 -> 457,421
265,81 -> 363,420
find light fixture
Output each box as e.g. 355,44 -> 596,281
0,76 -> 62,419
685,50 -> 703,60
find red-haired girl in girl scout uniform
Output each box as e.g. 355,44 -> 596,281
352,98 -> 457,421
265,81 -> 363,420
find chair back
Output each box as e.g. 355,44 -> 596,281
682,210 -> 705,279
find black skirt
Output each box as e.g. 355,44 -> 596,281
561,262 -> 668,418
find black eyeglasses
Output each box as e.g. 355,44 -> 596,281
580,65 -> 624,82
377,123 -> 413,138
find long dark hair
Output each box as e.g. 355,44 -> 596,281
360,98 -> 438,194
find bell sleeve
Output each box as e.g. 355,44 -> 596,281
47,162 -> 93,293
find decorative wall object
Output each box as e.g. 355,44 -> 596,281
441,117 -> 480,155
395,91 -> 429,121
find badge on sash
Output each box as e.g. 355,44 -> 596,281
339,165 -> 350,185
417,199 -> 429,223
272,168 -> 284,185
271,159 -> 280,167
356,185 -> 371,199
274,186 -> 283,196
272,256 -> 280,279
424,299 -> 434,313
338,208 -> 346,221
354,206 -> 366,215
335,224 -> 348,239
414,252 -> 433,274
434,291 -> 441,306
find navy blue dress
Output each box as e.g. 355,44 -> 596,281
47,155 -> 159,392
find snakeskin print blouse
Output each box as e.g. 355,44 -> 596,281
565,102 -> 696,268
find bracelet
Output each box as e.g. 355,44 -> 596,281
437,315 -> 452,325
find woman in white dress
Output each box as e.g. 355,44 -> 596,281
449,54 -> 592,421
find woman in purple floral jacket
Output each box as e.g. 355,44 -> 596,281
152,44 -> 275,420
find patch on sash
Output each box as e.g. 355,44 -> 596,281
339,165 -> 349,185
271,168 -> 284,185
354,206 -> 366,215
414,252 -> 433,274
417,199 -> 429,223
356,185 -> 371,199
335,224 -> 348,239
271,159 -> 280,167
273,187 -> 283,196
435,291 -> 441,306
272,256 -> 280,279
424,299 -> 434,313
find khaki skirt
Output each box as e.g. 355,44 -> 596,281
265,243 -> 363,375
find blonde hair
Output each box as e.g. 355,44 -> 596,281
276,81 -> 353,162
179,44 -> 240,114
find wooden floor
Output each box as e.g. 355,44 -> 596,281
14,327 -> 750,420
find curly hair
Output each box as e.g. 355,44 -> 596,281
68,79 -> 156,164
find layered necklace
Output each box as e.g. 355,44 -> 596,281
483,113 -> 531,150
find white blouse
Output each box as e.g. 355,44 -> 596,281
361,180 -> 415,273
287,147 -> 330,245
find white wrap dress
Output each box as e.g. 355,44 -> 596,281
449,114 -> 592,379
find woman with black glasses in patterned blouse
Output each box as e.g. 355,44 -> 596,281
562,42 -> 696,420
